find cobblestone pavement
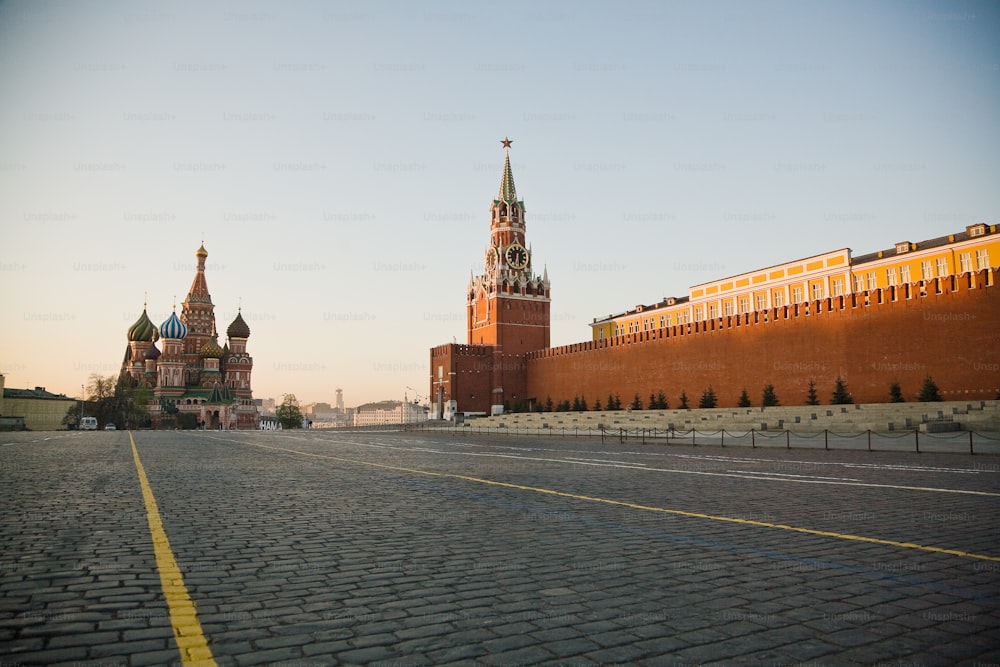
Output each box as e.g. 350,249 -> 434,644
1,429 -> 998,666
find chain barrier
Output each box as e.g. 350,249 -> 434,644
402,422 -> 998,454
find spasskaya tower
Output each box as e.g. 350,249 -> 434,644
430,139 -> 551,418
468,138 -> 551,354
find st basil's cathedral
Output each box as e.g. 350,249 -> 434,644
119,244 -> 258,429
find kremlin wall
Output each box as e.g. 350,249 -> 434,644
430,142 -> 1000,416
527,268 -> 999,409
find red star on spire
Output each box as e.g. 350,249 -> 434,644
501,137 -> 513,149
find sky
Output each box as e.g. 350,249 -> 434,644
0,0 -> 998,407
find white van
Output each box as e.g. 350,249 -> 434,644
80,417 -> 97,430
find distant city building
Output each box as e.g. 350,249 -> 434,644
119,245 -> 259,429
258,398 -> 276,417
353,400 -> 428,426
0,374 -> 75,431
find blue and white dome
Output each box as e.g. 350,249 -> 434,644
159,311 -> 188,339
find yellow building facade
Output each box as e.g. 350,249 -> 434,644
0,374 -> 77,431
591,224 -> 999,339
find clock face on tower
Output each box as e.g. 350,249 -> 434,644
505,243 -> 528,269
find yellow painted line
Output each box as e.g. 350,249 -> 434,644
130,433 -> 217,667
227,437 -> 1000,563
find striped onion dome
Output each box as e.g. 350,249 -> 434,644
127,309 -> 159,342
200,335 -> 224,358
159,311 -> 188,339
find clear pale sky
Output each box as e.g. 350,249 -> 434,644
1,1 -> 997,407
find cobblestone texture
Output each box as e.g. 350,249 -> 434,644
1,429 -> 998,665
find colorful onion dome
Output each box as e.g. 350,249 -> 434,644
144,344 -> 161,360
127,309 -> 159,342
227,310 -> 250,338
160,311 -> 188,339
200,335 -> 224,358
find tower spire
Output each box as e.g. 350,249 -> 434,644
498,137 -> 517,203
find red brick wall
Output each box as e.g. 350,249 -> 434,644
430,344 -> 494,413
526,270 -> 1000,408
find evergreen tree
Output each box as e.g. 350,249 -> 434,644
606,393 -> 616,411
737,388 -> 751,408
889,382 -> 905,403
593,398 -> 602,411
805,380 -> 819,406
613,393 -> 623,410
580,396 -> 588,411
698,386 -> 718,409
648,393 -> 658,410
831,376 -> 853,404
679,390 -> 689,409
572,396 -> 582,411
657,391 -> 668,410
544,396 -> 554,412
918,376 -> 943,402
761,383 -> 780,407
630,393 -> 643,410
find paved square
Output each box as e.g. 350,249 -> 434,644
2,429 -> 998,665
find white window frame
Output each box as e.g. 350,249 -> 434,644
976,249 -> 989,270
959,252 -> 973,273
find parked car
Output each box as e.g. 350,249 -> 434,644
104,423 -> 116,431
80,417 -> 97,430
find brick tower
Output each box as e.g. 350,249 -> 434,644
467,138 -> 551,355
430,139 -> 551,418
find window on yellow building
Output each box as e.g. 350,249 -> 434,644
886,267 -> 897,286
921,261 -> 933,280
724,301 -> 734,316
936,257 -> 948,277
867,272 -> 877,289
959,252 -> 973,273
739,297 -> 749,313
854,275 -> 864,292
811,283 -> 824,300
756,294 -> 767,310
832,278 -> 844,296
900,265 -> 911,283
694,307 -> 703,321
791,286 -> 803,303
976,249 -> 990,270
709,304 -> 718,319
